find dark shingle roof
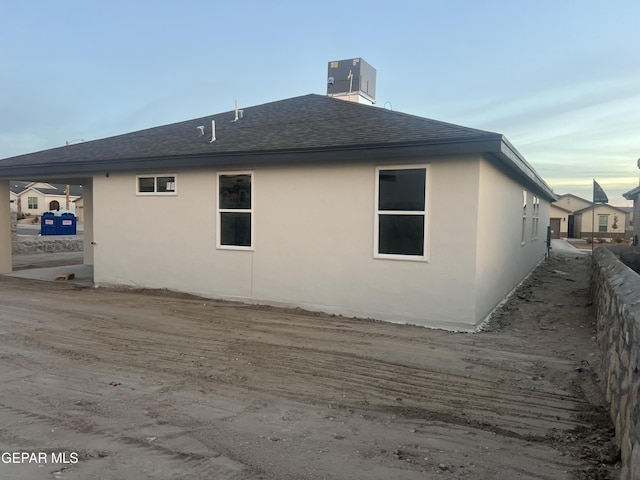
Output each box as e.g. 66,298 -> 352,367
0,94 -> 555,200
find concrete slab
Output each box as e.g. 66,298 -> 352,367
550,238 -> 587,257
6,264 -> 94,287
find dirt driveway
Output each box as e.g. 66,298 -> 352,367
0,255 -> 616,479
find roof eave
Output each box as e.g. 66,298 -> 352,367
0,137 -> 502,180
623,185 -> 640,200
492,136 -> 557,202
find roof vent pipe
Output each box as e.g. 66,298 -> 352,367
210,120 -> 216,143
232,99 -> 244,121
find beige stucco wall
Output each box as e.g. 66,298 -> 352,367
10,191 -> 18,213
92,156 -> 547,331
474,159 -> 548,324
82,180 -> 94,265
555,195 -> 590,212
0,181 -> 11,273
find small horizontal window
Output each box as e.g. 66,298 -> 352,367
136,175 -> 177,195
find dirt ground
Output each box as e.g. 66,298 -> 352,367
0,252 -> 617,479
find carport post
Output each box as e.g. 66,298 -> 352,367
0,181 -> 12,273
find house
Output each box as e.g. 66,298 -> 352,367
10,181 -> 82,216
0,94 -> 556,331
552,193 -> 627,239
571,204 -> 628,239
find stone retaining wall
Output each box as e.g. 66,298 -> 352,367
591,246 -> 640,480
12,237 -> 84,254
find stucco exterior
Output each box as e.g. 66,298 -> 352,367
554,194 -> 591,213
475,158 -> 549,323
91,154 -> 549,331
0,181 -> 11,274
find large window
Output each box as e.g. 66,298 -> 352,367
217,172 -> 253,249
28,197 -> 38,210
375,166 -> 427,259
136,174 -> 177,195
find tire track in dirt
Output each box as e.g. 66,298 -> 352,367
0,401 -> 245,480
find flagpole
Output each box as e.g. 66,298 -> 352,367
592,179 -> 610,251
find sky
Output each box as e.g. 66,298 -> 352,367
1,0 -> 638,204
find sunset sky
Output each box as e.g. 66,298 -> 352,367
1,0 -> 638,203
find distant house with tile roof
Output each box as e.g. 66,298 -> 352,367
0,94 -> 555,330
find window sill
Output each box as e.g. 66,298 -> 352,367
217,245 -> 254,252
374,253 -> 428,262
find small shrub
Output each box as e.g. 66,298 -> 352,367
585,238 -> 593,244
614,237 -> 623,243
17,213 -> 25,220
597,238 -> 605,244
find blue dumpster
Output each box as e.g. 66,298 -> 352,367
40,212 -> 57,235
59,213 -> 77,235
40,211 -> 77,235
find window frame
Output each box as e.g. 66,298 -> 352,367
374,164 -> 429,262
531,195 -> 539,241
27,196 -> 38,210
135,174 -> 177,196
521,190 -> 528,246
216,171 -> 254,251
598,214 -> 608,233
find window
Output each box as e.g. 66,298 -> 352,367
598,215 -> 608,233
28,197 -> 38,209
532,196 -> 539,241
521,190 -> 527,245
375,166 -> 427,259
217,172 -> 253,249
136,174 -> 177,195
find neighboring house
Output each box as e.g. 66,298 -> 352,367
552,193 -> 627,239
571,204 -> 628,239
0,94 -> 556,331
10,181 -> 82,216
623,184 -> 640,244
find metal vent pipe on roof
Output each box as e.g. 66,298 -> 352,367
210,120 -> 216,143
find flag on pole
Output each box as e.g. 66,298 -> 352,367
593,180 -> 609,204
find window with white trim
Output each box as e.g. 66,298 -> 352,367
375,166 -> 427,259
533,197 -> 540,240
28,197 -> 38,209
521,190 -> 527,245
531,195 -> 539,241
136,174 -> 177,195
217,172 -> 253,249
